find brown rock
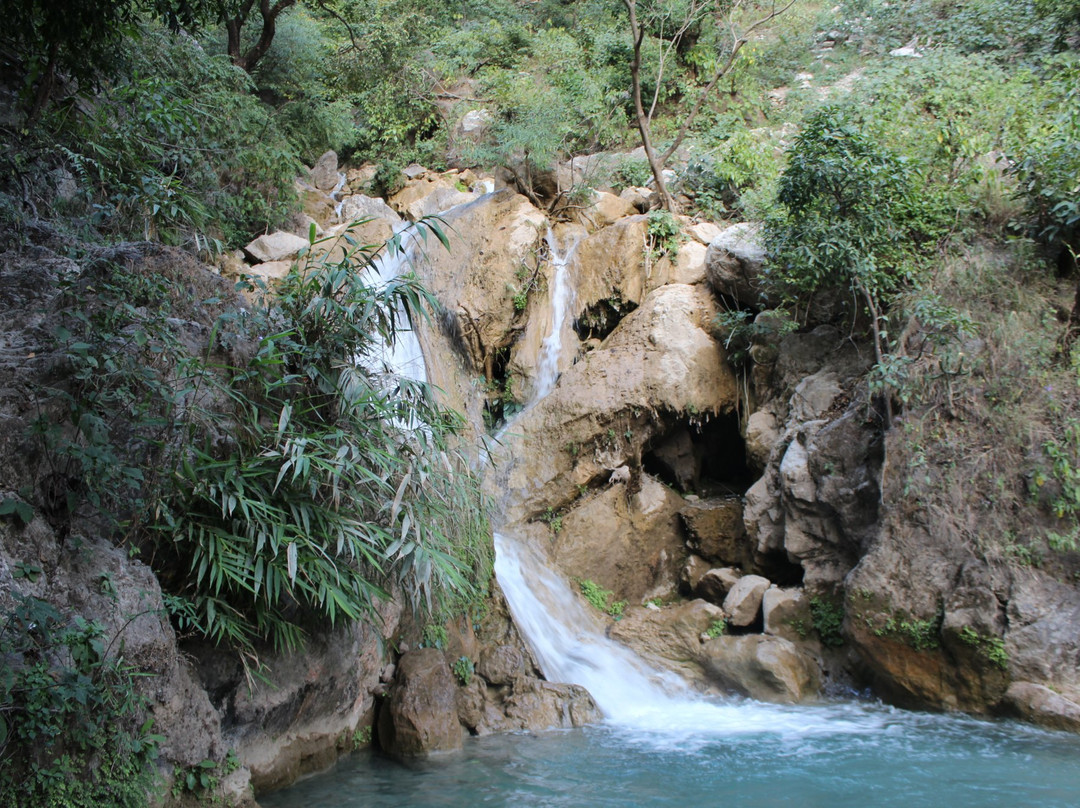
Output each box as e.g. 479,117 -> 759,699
701,635 -> 820,702
311,150 -> 340,191
696,567 -> 742,605
762,586 -> 811,642
478,645 -> 527,686
377,649 -> 463,758
1001,682 -> 1080,733
679,497 -> 747,565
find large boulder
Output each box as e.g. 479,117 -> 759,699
389,172 -> 479,221
243,231 -> 309,264
679,497 -> 747,565
722,574 -> 771,627
610,600 -> 727,682
704,222 -> 772,307
701,635 -> 820,702
553,474 -> 686,604
377,649 -> 463,758
311,150 -> 340,192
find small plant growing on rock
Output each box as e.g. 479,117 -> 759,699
646,209 -> 680,259
540,507 -> 563,534
452,656 -> 474,686
421,624 -> 448,649
705,619 -> 727,639
958,626 -> 1009,670
579,579 -> 626,618
809,596 -> 845,647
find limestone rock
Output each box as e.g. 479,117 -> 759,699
701,635 -> 820,702
478,645 -> 527,686
705,222 -> 772,307
688,221 -> 722,245
620,186 -> 651,212
377,649 -> 463,758
744,410 -> 780,470
501,680 -> 600,730
790,371 -> 842,422
243,231 -> 309,264
554,474 -> 685,604
494,283 -> 738,524
459,108 -> 493,135
610,600 -> 726,681
573,214 -> 650,317
780,436 -> 817,504
242,261 -> 294,283
390,172 -> 477,221
696,567 -> 742,605
744,473 -> 784,554
670,240 -> 707,285
679,497 -> 746,565
575,190 -> 638,232
762,586 -> 811,642
722,574 -> 771,626
337,194 -> 400,228
311,150 -> 340,191
681,554 -> 710,593
1001,682 -> 1080,733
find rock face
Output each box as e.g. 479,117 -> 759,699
378,649 -> 463,758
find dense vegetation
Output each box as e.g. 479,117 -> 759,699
1,0 -> 1079,802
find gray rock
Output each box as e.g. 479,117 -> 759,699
722,574 -> 771,626
696,567 -> 742,605
311,150 -> 340,191
762,586 -> 810,642
705,222 -> 773,307
243,231 -> 309,264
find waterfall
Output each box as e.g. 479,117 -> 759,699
366,228 -> 427,383
531,228 -> 581,404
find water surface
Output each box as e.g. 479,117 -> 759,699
262,706 -> 1080,808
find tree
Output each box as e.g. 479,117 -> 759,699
621,0 -> 796,210
0,0 -> 143,121
764,108 -> 929,425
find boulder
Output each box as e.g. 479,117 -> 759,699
501,680 -> 600,730
762,586 -> 811,642
574,190 -> 638,232
390,173 -> 477,221
554,474 -> 685,604
744,410 -> 780,470
722,574 -> 771,626
478,645 -> 527,686
243,232 -> 309,264
337,194 -> 400,228
572,214 -> 651,318
670,240 -> 707,285
701,635 -> 820,702
679,497 -> 746,565
743,473 -> 784,555
377,649 -> 462,758
610,600 -> 726,681
705,222 -> 773,307
696,567 -> 742,605
681,554 -> 710,593
1001,682 -> 1080,733
493,283 -> 738,523
688,221 -> 722,245
311,150 -> 340,192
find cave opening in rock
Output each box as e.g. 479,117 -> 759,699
643,410 -> 754,497
482,345 -> 517,430
572,293 -> 638,342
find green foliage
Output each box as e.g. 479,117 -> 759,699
578,579 -> 626,618
705,619 -> 727,639
958,626 -> 1009,670
714,307 -> 797,367
540,507 -> 563,534
646,208 -> 680,259
1012,56 -> 1080,256
682,129 -> 781,219
1040,419 -> 1080,519
0,497 -> 33,526
809,595 -> 845,647
31,23 -> 300,248
452,656 -> 474,686
613,155 -> 653,189
421,624 -> 449,650
764,106 -> 934,306
0,596 -> 161,807
874,611 -> 942,651
31,222 -> 491,667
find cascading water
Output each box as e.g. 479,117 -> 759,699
366,227 -> 427,383
530,228 -> 581,404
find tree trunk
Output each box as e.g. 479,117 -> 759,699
227,0 -> 297,73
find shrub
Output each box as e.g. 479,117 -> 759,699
0,596 -> 161,807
